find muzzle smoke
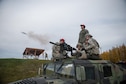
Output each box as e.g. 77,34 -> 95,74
27,31 -> 49,45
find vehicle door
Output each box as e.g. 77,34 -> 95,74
99,64 -> 115,84
75,64 -> 99,84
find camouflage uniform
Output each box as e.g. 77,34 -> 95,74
52,42 -> 67,61
72,43 -> 87,59
83,34 -> 100,59
78,28 -> 89,44
52,42 -> 61,60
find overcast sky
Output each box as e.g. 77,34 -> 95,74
0,0 -> 126,59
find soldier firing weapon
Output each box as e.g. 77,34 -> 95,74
49,41 -> 76,56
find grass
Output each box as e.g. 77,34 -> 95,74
0,58 -> 50,84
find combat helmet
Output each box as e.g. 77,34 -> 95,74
76,43 -> 83,48
80,24 -> 86,28
85,33 -> 93,37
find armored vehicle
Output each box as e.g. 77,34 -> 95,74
9,58 -> 126,84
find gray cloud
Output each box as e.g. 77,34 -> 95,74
0,0 -> 126,59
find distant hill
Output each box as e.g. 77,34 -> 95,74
0,58 -> 50,84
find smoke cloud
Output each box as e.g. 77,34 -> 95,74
27,31 -> 50,45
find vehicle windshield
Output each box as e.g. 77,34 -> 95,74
57,63 -> 75,78
44,62 -> 62,77
44,62 -> 75,78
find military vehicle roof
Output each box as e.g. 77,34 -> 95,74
53,58 -> 111,64
73,59 -> 111,64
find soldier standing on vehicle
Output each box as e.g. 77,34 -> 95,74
78,24 -> 89,44
83,33 -> 100,59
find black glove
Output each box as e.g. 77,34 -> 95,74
81,48 -> 85,51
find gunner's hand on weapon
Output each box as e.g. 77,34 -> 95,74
72,48 -> 76,50
81,48 -> 86,51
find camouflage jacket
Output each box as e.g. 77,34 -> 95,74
52,43 -> 60,57
78,29 -> 89,44
52,43 -> 67,57
83,38 -> 100,55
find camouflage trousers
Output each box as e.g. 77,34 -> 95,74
87,54 -> 101,60
78,51 -> 87,59
72,50 -> 87,59
72,51 -> 100,60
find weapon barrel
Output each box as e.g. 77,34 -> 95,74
49,41 -> 59,46
49,41 -> 76,51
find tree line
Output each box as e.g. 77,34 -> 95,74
100,44 -> 126,63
